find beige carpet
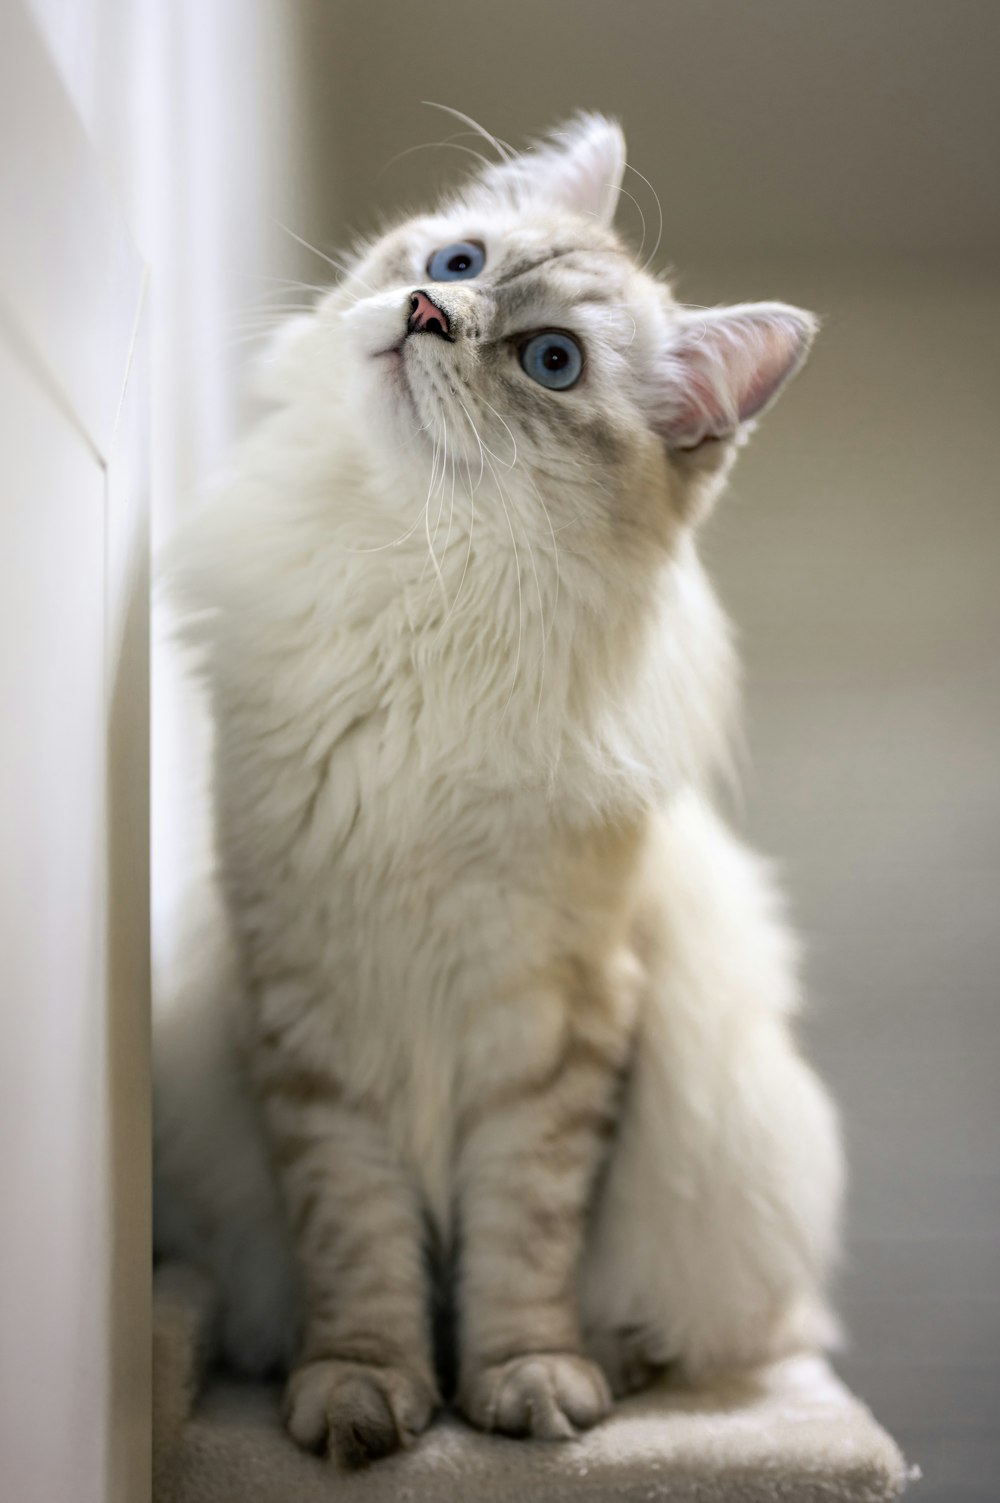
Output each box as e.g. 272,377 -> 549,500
153,1264 -> 916,1502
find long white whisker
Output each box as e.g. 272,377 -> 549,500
477,396 -> 518,470
340,430 -> 443,554
421,102 -> 515,164
614,183 -> 647,265
430,419 -> 451,551
379,137 -> 494,178
273,221 -> 342,273
483,450 -> 524,724
493,441 -> 548,718
274,222 -> 379,296
455,396 -> 487,489
625,161 -> 664,272
417,436 -> 442,580
437,435 -> 458,565
422,427 -> 449,604
230,304 -> 319,325
252,276 -> 330,297
443,446 -> 478,627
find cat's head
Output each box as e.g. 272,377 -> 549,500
282,115 -> 815,561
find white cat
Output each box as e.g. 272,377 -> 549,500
154,114 -> 843,1465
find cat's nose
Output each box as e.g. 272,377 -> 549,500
407,290 -> 451,340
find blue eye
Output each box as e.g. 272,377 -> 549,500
519,332 -> 584,391
426,241 -> 485,281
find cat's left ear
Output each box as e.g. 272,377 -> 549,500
656,302 -> 818,451
475,113 -> 626,227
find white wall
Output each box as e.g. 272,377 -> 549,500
25,0 -> 322,975
0,6 -> 149,1500
1,4 -> 324,1498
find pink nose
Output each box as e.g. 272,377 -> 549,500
407,289 -> 451,339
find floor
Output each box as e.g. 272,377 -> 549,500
691,258 -> 1000,1502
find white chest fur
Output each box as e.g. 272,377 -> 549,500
183,435 -> 731,1228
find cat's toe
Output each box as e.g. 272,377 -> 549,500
460,1352 -> 612,1440
283,1358 -> 437,1465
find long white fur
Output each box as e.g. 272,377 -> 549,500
154,113 -> 843,1394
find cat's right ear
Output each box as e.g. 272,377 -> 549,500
471,113 -> 626,227
655,302 -> 818,452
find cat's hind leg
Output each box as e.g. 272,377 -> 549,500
581,794 -> 844,1386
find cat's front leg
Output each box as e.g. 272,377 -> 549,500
454,1018 -> 624,1440
253,1034 -> 438,1465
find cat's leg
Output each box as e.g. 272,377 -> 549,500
454,995 -> 631,1440
581,795 -> 844,1387
253,1020 -> 438,1465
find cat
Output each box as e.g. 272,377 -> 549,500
154,113 -> 844,1466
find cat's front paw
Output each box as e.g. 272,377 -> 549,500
283,1358 -> 437,1465
460,1352 -> 612,1440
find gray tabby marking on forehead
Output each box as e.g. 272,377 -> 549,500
487,280 -> 543,326
491,278 -> 622,329
490,244 -> 628,289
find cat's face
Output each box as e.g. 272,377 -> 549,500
299,116 -> 815,554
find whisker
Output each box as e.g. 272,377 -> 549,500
614,183 -> 647,266
625,160 -> 664,273
438,442 -> 458,576
421,427 -> 449,604
274,221 -> 379,296
443,448 -> 478,628
455,396 -> 487,490
421,102 -> 515,164
477,396 -> 518,470
339,428 -> 443,554
273,220 -> 343,273
252,276 -> 330,297
230,304 -> 320,324
429,417 -> 455,558
379,137 -> 495,179
505,468 -> 548,719
483,450 -> 524,724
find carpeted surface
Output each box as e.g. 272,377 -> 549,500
153,1264 -> 917,1502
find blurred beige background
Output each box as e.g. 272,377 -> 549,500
269,5 -> 999,1498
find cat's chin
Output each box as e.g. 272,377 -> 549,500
381,346 -> 420,423
350,342 -> 419,442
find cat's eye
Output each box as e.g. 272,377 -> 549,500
518,331 -> 584,391
426,241 -> 486,282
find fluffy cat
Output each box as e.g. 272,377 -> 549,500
154,113 -> 844,1465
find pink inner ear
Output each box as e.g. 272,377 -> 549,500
734,322 -> 809,422
661,307 -> 814,449
671,368 -> 726,444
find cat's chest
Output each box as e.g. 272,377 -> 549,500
227,627 -> 644,1221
